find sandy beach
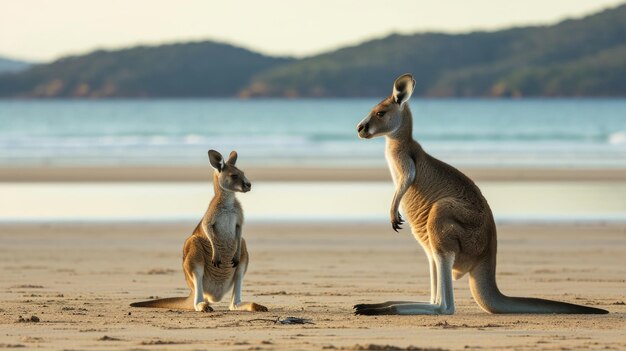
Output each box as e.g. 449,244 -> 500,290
1,164 -> 625,350
0,221 -> 624,350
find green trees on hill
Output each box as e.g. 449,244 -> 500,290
0,42 -> 290,98
244,4 -> 626,97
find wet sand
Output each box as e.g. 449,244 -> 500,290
2,165 -> 626,182
0,222 -> 624,350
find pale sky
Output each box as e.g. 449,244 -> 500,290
1,0 -> 624,62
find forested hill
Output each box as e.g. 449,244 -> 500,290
242,3 -> 626,97
1,3 -> 625,98
0,42 -> 291,97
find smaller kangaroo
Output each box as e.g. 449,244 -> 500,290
354,73 -> 608,315
131,150 -> 268,312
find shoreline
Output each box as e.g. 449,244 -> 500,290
2,217 -> 626,226
2,220 -> 626,230
2,180 -> 625,223
1,165 -> 626,182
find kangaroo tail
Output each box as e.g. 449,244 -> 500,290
130,295 -> 194,310
469,257 -> 608,314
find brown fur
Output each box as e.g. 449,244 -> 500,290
354,74 -> 608,315
131,150 -> 267,312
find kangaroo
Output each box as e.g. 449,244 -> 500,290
353,73 -> 608,315
131,150 -> 268,312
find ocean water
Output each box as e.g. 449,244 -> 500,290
0,99 -> 625,167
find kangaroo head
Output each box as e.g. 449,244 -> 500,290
208,150 -> 251,193
357,73 -> 415,139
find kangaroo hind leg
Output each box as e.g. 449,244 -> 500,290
354,244 -> 439,312
191,265 -> 212,312
229,257 -> 268,312
355,251 -> 455,315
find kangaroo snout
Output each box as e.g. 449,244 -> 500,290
357,122 -> 371,139
243,181 -> 252,192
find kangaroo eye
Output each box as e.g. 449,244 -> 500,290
376,111 -> 385,117
231,174 -> 239,180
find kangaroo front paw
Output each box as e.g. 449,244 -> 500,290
212,258 -> 221,268
195,302 -> 213,312
231,257 -> 239,267
353,303 -> 372,311
250,303 -> 268,312
390,212 -> 405,232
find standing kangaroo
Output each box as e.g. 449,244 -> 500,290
131,150 -> 268,312
354,74 -> 608,315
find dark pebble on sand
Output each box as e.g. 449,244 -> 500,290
16,315 -> 40,323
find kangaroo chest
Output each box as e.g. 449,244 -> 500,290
209,210 -> 238,255
385,146 -> 433,238
201,211 -> 239,301
384,147 -> 402,187
213,211 -> 238,238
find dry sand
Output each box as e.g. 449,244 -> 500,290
0,222 -> 624,350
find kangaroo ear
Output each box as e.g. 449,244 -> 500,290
226,150 -> 238,165
208,150 -> 225,172
392,73 -> 416,107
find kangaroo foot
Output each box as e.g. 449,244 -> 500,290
250,302 -> 268,312
195,302 -> 213,312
